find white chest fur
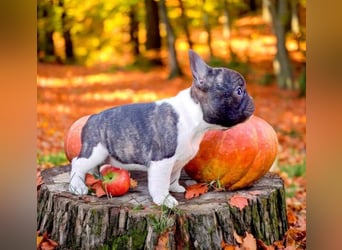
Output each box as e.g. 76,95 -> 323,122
157,88 -> 219,170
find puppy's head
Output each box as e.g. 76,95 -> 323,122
189,50 -> 254,128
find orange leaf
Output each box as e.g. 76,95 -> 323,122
85,173 -> 106,197
155,231 -> 169,250
229,195 -> 249,210
37,231 -> 58,250
85,173 -> 99,186
130,178 -> 138,189
185,183 -> 209,200
286,210 -> 297,226
92,181 -> 107,197
241,232 -> 257,250
221,240 -> 237,250
256,239 -> 275,250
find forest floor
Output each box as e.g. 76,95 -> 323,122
37,15 -> 306,249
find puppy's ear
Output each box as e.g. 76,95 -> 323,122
189,50 -> 209,91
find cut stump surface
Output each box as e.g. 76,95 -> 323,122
37,165 -> 288,249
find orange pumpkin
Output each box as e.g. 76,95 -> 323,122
64,115 -> 91,162
184,115 -> 278,190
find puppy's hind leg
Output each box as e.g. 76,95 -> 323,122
69,143 -> 109,195
169,167 -> 186,193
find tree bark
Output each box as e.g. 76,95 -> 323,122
266,0 -> 294,89
129,4 -> 140,57
144,0 -> 162,65
37,0 -> 56,61
37,165 -> 288,249
158,0 -> 183,78
59,0 -> 75,63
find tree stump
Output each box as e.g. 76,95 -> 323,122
37,165 -> 288,250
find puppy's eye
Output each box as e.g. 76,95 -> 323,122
236,87 -> 243,96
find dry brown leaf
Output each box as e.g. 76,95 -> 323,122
285,228 -> 306,249
37,231 -> 58,250
85,173 -> 106,197
287,210 -> 297,226
229,195 -> 249,210
241,232 -> 257,250
221,240 -> 238,250
273,239 -> 285,249
155,231 -> 169,250
184,183 -> 209,200
92,181 -> 107,197
130,178 -> 138,189
85,173 -> 100,186
256,239 -> 275,250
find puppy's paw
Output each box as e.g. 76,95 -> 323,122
153,193 -> 178,208
169,182 -> 186,193
69,173 -> 89,195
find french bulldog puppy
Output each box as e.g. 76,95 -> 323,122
69,49 -> 254,208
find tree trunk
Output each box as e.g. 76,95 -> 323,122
44,30 -> 55,58
202,0 -> 214,59
144,0 -> 162,65
178,0 -> 193,49
37,165 -> 288,249
267,0 -> 294,89
129,4 -> 140,57
59,0 -> 75,63
158,0 -> 183,78
222,0 -> 231,39
38,0 -> 56,61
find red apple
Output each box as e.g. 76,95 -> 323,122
100,164 -> 130,196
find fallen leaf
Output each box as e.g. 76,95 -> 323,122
273,239 -> 285,249
85,173 -> 100,186
241,232 -> 257,250
229,195 -> 249,210
256,239 -> 275,250
285,228 -> 306,249
287,210 -> 297,226
155,231 -> 169,250
85,173 -> 106,197
37,234 -> 43,246
221,240 -> 237,250
184,183 -> 209,200
130,178 -> 138,189
92,181 -> 107,197
37,231 -> 58,250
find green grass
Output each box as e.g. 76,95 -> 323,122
280,160 -> 306,198
37,151 -> 69,166
280,160 -> 306,178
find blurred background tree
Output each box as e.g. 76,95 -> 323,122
37,0 -> 306,88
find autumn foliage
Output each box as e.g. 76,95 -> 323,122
37,13 -> 306,249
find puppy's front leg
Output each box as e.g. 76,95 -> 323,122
148,159 -> 178,208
